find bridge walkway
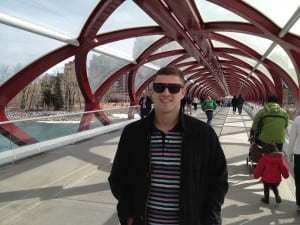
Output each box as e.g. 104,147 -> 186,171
0,107 -> 299,225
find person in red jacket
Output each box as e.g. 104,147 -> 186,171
253,143 -> 289,204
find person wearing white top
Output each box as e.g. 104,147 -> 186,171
192,97 -> 199,111
288,115 -> 300,211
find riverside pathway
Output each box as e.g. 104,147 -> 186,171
0,107 -> 299,225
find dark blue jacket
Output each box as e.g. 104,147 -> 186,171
139,96 -> 152,113
108,111 -> 228,225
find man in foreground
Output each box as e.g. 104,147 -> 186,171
108,66 -> 228,225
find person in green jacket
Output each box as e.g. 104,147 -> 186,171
250,95 -> 288,152
201,95 -> 217,126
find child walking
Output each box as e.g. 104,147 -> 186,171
253,143 -> 289,204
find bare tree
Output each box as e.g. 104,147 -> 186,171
7,61 -> 87,112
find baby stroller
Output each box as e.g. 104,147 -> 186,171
246,137 -> 263,173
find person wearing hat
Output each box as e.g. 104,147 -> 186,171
250,95 -> 288,152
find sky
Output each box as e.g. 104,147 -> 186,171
0,0 -> 155,82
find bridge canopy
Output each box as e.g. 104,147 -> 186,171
0,0 -> 300,115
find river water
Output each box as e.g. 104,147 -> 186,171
0,120 -> 103,151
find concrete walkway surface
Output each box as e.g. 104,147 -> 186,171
0,107 -> 299,225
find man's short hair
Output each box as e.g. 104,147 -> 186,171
268,95 -> 278,103
154,66 -> 185,84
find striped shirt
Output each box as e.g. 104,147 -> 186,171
146,130 -> 183,225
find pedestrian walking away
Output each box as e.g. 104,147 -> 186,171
250,95 -> 288,152
288,115 -> 300,211
185,95 -> 192,115
237,94 -> 244,115
192,96 -> 199,111
108,66 -> 228,225
139,91 -> 152,118
253,143 -> 289,204
231,95 -> 237,114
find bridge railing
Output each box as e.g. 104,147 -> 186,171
243,102 -> 263,119
0,106 -> 140,166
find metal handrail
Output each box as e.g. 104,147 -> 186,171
0,106 -> 140,151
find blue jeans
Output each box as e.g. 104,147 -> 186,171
206,111 -> 213,126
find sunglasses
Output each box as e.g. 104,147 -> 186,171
153,83 -> 183,94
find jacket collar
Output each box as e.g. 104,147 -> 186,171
147,109 -> 186,132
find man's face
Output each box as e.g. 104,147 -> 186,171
152,75 -> 185,114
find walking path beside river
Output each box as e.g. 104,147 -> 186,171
0,107 -> 299,225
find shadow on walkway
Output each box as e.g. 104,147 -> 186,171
0,107 -> 299,224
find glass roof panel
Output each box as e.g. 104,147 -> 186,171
192,66 -> 205,70
228,54 -> 258,67
231,73 -> 248,86
100,35 -> 163,60
236,72 -> 249,80
186,74 -> 195,80
87,51 -> 129,93
195,0 -> 249,23
290,19 -> 300,36
235,65 -> 252,74
185,72 -> 198,80
132,36 -> 163,58
0,0 -> 99,37
0,24 -> 65,85
246,78 -> 256,86
228,54 -> 274,84
256,63 -> 275,85
242,0 -> 300,29
150,56 -> 179,68
152,41 -> 183,54
99,0 -> 157,34
134,65 -> 157,91
218,57 -> 230,61
267,44 -> 299,87
94,45 -> 135,63
211,40 -> 235,49
250,72 -> 263,84
180,65 -> 193,71
217,32 -> 273,55
180,57 -> 197,63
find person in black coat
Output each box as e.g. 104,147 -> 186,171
237,94 -> 244,115
108,66 -> 228,225
231,95 -> 238,114
138,91 -> 152,118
